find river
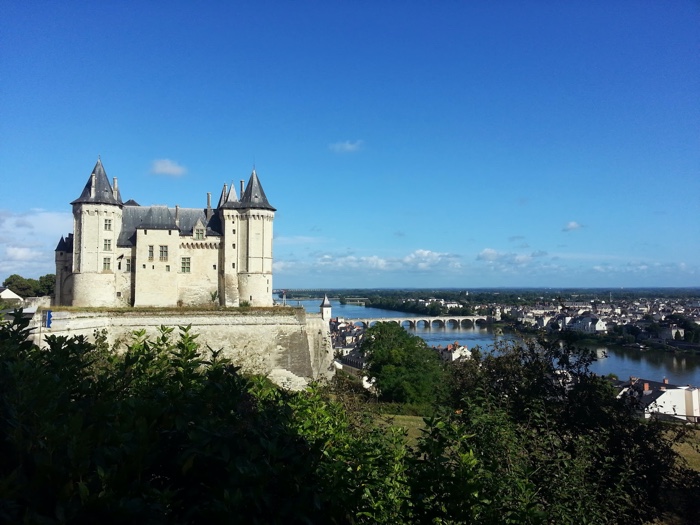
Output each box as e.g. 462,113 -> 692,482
294,299 -> 700,386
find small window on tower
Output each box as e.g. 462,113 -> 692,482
181,257 -> 191,273
126,258 -> 132,272
159,245 -> 168,261
103,257 -> 111,271
104,239 -> 112,251
104,219 -> 112,231
148,245 -> 154,261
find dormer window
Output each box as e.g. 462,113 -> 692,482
195,228 -> 205,240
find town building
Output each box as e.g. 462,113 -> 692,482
55,159 -> 275,308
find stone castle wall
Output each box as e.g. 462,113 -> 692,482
29,308 -> 334,389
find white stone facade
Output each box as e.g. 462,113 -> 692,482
55,160 -> 275,308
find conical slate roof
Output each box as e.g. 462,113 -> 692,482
320,294 -> 331,308
238,169 -> 275,211
71,158 -> 123,206
218,182 -> 239,209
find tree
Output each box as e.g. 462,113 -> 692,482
37,274 -> 55,297
2,274 -> 34,297
360,322 -> 447,406
0,312 -> 413,524
2,273 -> 55,297
445,337 -> 699,524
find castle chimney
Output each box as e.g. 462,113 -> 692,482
643,382 -> 650,392
206,192 -> 212,220
175,205 -> 180,227
90,173 -> 96,198
112,177 -> 119,199
240,180 -> 245,199
663,378 -> 669,385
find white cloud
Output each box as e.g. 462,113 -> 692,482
476,248 -> 500,262
562,221 -> 582,232
0,209 -> 73,279
274,248 -> 460,274
151,159 -> 187,177
402,249 -> 461,271
329,140 -> 364,153
6,246 -> 42,261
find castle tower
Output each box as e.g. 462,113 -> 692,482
54,234 -> 74,305
69,158 -> 123,306
236,169 -> 275,306
217,182 -> 241,306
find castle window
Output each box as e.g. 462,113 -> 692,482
166,265 -> 171,272
126,258 -> 132,272
181,257 -> 191,273
148,245 -> 154,261
104,239 -> 112,251
232,243 -> 236,249
117,292 -> 121,297
103,257 -> 111,271
104,219 -> 112,231
195,228 -> 205,240
159,245 -> 168,261
233,229 -> 236,234
232,263 -> 235,269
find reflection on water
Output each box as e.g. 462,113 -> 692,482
295,299 -> 700,386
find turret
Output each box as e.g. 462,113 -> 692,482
236,168 -> 275,306
320,294 -> 332,321
69,158 -> 123,306
217,181 -> 241,306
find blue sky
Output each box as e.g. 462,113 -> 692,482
1,1 -> 698,289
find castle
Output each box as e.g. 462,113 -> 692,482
55,159 -> 275,308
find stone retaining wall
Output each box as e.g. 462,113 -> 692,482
29,308 -> 334,389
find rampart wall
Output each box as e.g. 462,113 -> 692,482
29,308 -> 333,389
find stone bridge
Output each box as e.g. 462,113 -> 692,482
346,315 -> 491,329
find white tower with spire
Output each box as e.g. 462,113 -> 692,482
70,158 -> 123,307
235,168 -> 275,306
320,294 -> 332,321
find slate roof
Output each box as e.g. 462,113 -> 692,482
55,234 -> 74,252
217,183 -> 238,208
320,295 -> 332,308
237,169 -> 276,211
71,159 -> 123,206
117,206 -> 223,247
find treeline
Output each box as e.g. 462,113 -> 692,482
286,287 -> 700,305
2,273 -> 55,298
1,314 -> 699,523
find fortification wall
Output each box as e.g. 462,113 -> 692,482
29,308 -> 334,389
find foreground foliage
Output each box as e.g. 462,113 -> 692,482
1,312 -> 698,524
